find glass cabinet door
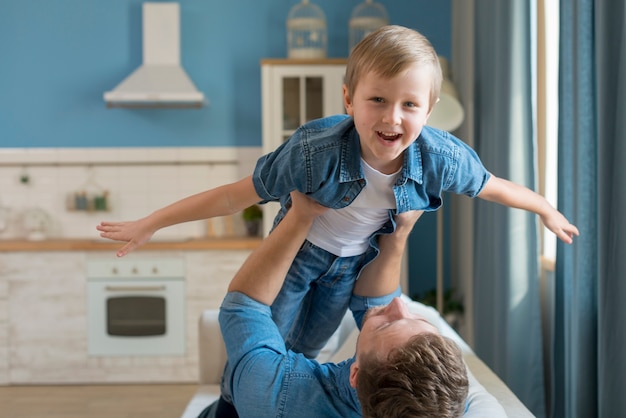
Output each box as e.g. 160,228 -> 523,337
261,60 -> 347,237
305,76 -> 323,122
281,76 -> 324,141
282,77 -> 300,132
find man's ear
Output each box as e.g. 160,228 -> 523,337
343,84 -> 354,116
349,361 -> 359,388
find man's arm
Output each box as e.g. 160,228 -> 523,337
228,191 -> 328,305
353,210 -> 423,298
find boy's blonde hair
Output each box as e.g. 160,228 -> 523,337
344,25 -> 443,112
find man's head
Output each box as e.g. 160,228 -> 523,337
350,298 -> 469,418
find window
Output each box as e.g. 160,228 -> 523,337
537,0 -> 559,268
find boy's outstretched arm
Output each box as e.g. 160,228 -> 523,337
478,175 -> 580,244
96,175 -> 262,257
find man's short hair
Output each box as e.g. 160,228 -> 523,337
356,332 -> 469,418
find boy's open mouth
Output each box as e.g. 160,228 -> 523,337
377,131 -> 402,141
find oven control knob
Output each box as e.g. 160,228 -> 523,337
112,267 -> 118,275
132,267 -> 138,275
152,267 -> 159,275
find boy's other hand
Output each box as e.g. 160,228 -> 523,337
542,211 -> 580,244
96,219 -> 155,257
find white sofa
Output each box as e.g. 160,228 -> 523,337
181,297 -> 535,418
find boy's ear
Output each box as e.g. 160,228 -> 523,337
343,84 -> 354,116
349,361 -> 359,388
425,97 -> 440,123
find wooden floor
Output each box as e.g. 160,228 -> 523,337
0,383 -> 198,418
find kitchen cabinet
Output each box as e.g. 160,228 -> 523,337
260,58 -> 347,234
0,249 -> 251,385
5,253 -> 87,383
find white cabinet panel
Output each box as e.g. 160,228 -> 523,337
260,59 -> 347,235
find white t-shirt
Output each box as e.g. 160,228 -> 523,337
306,159 -> 400,257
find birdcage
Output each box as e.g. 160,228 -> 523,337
286,0 -> 327,59
349,0 -> 389,51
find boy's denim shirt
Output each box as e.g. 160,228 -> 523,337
253,114 -> 490,242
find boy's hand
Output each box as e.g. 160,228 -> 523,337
541,210 -> 580,244
96,218 -> 156,257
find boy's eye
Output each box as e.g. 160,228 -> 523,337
405,102 -> 417,108
371,97 -> 384,103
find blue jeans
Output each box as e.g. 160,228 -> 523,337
271,240 -> 369,358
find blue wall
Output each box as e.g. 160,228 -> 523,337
1,0 -> 451,148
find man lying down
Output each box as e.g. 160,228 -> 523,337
199,192 -> 505,418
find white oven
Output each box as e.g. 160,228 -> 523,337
87,257 -> 186,356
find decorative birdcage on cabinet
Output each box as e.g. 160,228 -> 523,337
286,0 -> 327,59
349,0 -> 389,51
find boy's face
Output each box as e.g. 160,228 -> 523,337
343,63 -> 434,174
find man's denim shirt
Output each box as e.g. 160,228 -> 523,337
219,288 -> 401,418
253,115 -> 490,241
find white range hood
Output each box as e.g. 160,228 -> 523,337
104,2 -> 205,108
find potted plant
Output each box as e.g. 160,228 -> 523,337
242,204 -> 263,237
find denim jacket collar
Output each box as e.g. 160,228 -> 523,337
402,140 -> 423,185
339,128 -> 424,187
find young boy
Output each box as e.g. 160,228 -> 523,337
97,25 -> 579,360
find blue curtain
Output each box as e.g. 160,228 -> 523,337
553,1 -> 626,417
470,1 -> 547,416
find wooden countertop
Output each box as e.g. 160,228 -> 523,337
0,237 -> 262,252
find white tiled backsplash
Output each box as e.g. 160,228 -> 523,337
0,147 -> 261,240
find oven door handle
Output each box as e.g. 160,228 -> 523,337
105,285 -> 167,292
